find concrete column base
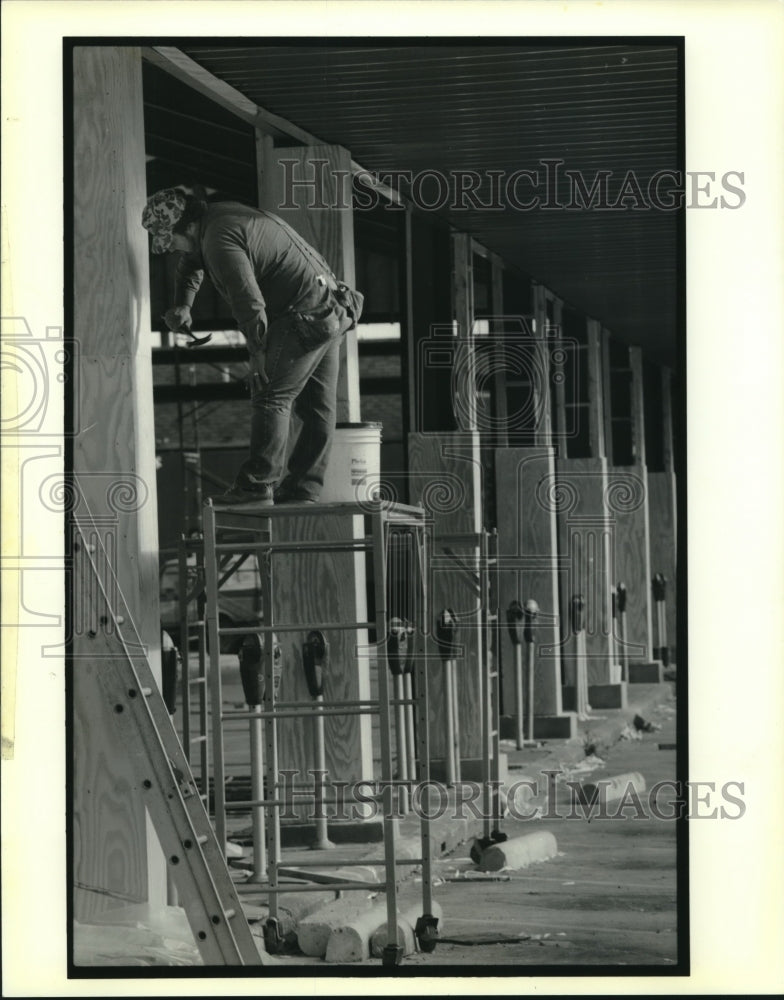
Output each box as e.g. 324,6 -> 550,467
428,753 -> 509,785
562,682 -> 628,710
628,660 -> 664,683
500,713 -> 577,741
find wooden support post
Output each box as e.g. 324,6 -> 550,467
254,139 -> 374,807
586,319 -> 607,461
600,328 -> 615,467
549,295 -> 567,452
555,319 -> 617,690
452,232 -> 477,432
492,285 -> 573,737
531,284 -> 553,447
72,45 -> 165,919
403,205 -> 418,442
605,345 -> 655,665
490,257 -> 509,448
406,214 -> 455,437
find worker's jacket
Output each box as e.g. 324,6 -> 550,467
174,201 -> 362,354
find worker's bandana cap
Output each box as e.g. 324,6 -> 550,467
141,188 -> 187,254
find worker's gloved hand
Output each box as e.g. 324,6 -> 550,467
164,305 -> 193,333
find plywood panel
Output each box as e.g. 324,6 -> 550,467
554,457 -> 615,685
269,513 -> 373,801
72,46 -> 164,919
72,661 -> 149,918
408,432 -> 483,759
495,449 -> 562,716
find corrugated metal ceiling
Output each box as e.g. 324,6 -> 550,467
179,41 -> 682,364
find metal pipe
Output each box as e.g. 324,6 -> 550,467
302,631 -> 334,851
507,601 -> 525,749
394,673 -> 409,814
215,539 -> 373,554
219,620 -> 375,635
370,512 -> 400,957
221,706 -> 380,721
248,708 -> 267,881
436,609 -> 459,787
403,672 -> 416,781
311,696 -> 333,850
515,644 -> 525,749
203,504 -> 227,854
451,658 -> 462,785
444,659 -> 456,786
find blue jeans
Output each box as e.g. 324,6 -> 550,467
237,314 -> 342,500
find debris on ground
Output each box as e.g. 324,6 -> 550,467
73,904 -> 204,966
434,932 -> 533,946
444,872 -> 512,883
633,713 -> 661,733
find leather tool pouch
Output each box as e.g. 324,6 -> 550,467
295,283 -> 365,351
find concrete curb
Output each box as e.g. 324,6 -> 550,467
297,894 -> 379,957
579,770 -> 646,806
325,899 -> 444,963
369,899 -> 444,959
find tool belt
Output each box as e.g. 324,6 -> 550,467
328,277 -> 364,329
289,277 -> 364,350
262,209 -> 364,339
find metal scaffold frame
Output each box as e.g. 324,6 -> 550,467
201,498 -> 438,964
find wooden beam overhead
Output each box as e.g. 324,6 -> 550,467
144,46 -> 283,132
142,47 -> 446,216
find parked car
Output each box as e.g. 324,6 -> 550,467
159,552 -> 263,654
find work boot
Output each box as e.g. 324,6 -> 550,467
211,483 -> 274,506
273,486 -> 318,504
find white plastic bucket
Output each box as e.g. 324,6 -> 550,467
320,422 -> 382,503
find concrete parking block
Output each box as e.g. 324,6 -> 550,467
478,830 -> 558,872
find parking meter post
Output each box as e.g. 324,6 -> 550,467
616,582 -> 628,681
507,601 -> 525,749
238,633 -> 267,881
403,620 -> 416,779
436,610 -> 459,787
652,574 -> 668,665
523,600 -> 539,743
303,630 -> 334,850
388,618 -> 409,814
572,594 -> 589,718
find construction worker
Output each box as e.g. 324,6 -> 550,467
142,188 -> 363,505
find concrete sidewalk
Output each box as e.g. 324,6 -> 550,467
228,678 -> 677,962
